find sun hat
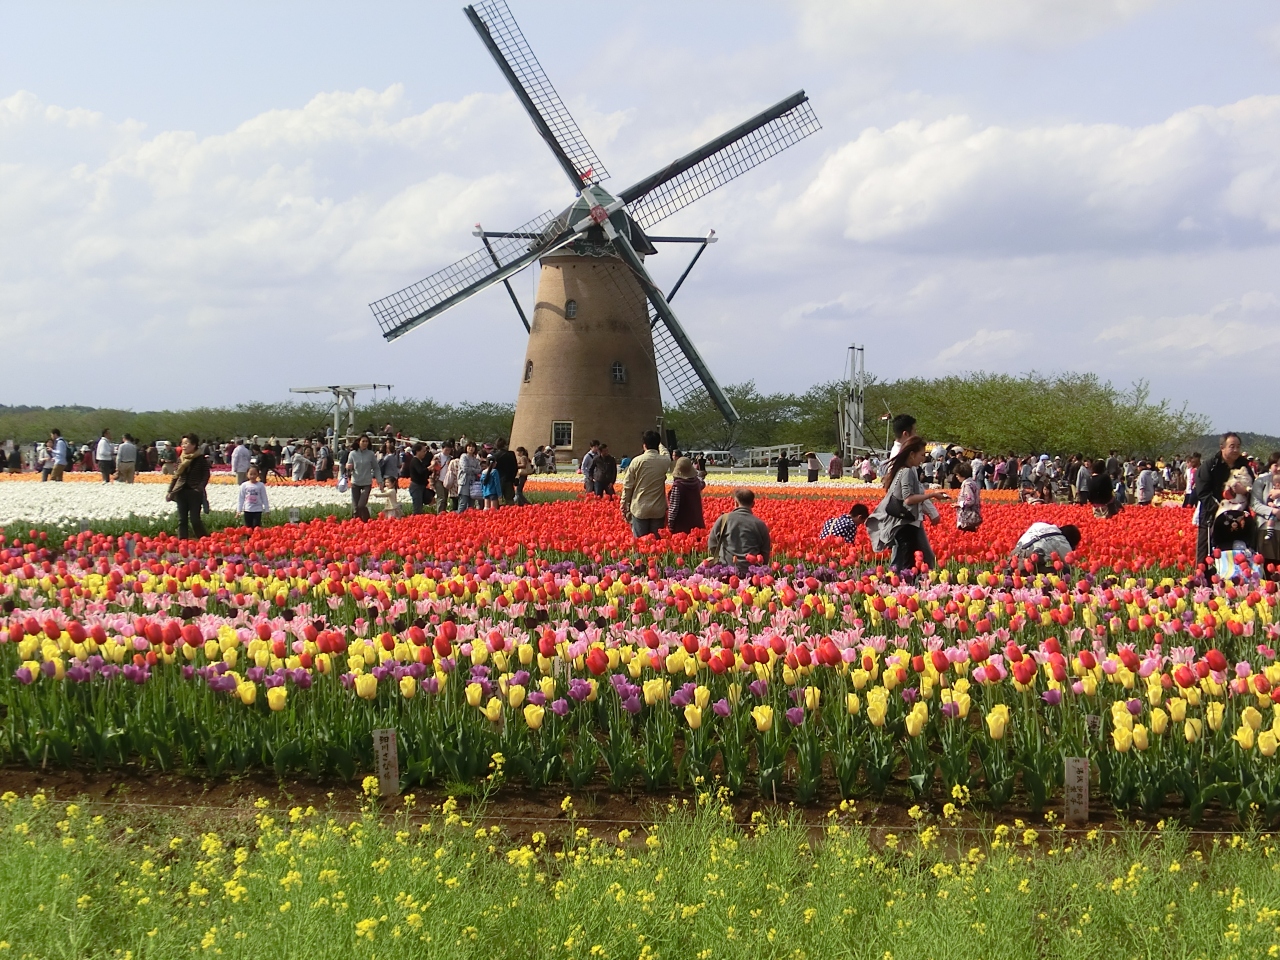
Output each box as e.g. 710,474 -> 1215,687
672,457 -> 697,480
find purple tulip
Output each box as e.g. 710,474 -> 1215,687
13,667 -> 33,685
338,673 -> 355,690
749,679 -> 768,699
511,670 -> 531,687
568,678 -> 591,702
1041,689 -> 1062,706
264,674 -> 285,689
901,687 -> 919,705
66,665 -> 90,684
712,698 -> 731,718
294,671 -> 313,690
181,665 -> 195,680
1126,698 -> 1142,716
941,701 -> 959,719
528,691 -> 547,707
422,676 -> 439,695
623,695 -> 642,715
40,660 -> 57,678
246,667 -> 266,683
551,697 -> 570,717
786,706 -> 806,727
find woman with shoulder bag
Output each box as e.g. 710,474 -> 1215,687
864,436 -> 949,574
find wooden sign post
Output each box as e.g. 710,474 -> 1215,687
372,728 -> 400,798
1064,756 -> 1089,823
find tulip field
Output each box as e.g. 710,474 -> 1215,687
0,489 -> 1274,818
3,488 -> 1280,957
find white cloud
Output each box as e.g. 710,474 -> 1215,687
794,0 -> 1169,51
1095,290 -> 1280,362
931,327 -> 1027,366
0,86 -> 567,390
782,96 -> 1280,254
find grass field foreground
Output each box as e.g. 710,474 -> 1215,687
1,785 -> 1278,960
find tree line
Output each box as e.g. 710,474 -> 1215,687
1,371 -> 1211,457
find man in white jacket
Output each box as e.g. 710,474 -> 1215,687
95,430 -> 115,483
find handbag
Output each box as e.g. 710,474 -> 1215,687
469,481 -> 484,499
884,494 -> 914,520
336,474 -> 349,494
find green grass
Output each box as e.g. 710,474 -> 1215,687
1,788 -> 1276,959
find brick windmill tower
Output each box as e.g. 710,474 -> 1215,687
370,0 -> 820,462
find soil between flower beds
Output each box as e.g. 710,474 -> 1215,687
0,764 -> 1246,843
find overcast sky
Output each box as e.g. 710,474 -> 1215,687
2,0 -> 1278,433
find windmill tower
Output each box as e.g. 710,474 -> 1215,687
369,0 -> 820,462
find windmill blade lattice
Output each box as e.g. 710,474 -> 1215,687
469,0 -> 608,185
370,210 -> 558,341
625,97 -> 820,229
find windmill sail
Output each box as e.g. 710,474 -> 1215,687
466,0 -> 608,189
370,211 -> 563,341
621,92 -> 820,229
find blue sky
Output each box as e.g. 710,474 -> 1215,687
2,0 -> 1279,433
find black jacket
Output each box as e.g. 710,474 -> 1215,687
1194,452 -> 1253,506
407,454 -> 432,486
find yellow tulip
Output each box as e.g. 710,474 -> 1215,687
465,682 -> 483,707
267,685 -> 287,712
236,681 -> 257,706
1243,706 -> 1263,731
355,673 -> 377,700
1149,707 -> 1168,736
851,668 -> 870,690
867,701 -> 887,728
1132,724 -> 1149,751
1206,701 -> 1225,732
695,686 -> 710,710
751,705 -> 774,733
684,704 -> 702,731
223,649 -> 238,669
805,686 -> 822,712
518,643 -> 534,665
399,675 -> 417,699
985,704 -> 1009,741
727,683 -> 742,706
508,684 -> 526,709
643,678 -> 667,706
1080,675 -> 1098,697
1112,726 -> 1132,753
1167,697 -> 1186,722
1233,724 -> 1255,751
1184,718 -> 1203,743
524,704 -> 545,730
1259,729 -> 1278,757
905,703 -> 927,738
955,693 -> 972,719
204,639 -> 220,661
482,697 -> 503,723
846,693 -> 861,716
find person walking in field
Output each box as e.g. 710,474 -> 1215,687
114,434 -> 137,483
344,434 -> 378,522
95,429 -> 115,483
622,431 -> 669,538
666,457 -> 705,535
236,466 -> 270,529
48,430 -> 69,482
167,434 -> 210,539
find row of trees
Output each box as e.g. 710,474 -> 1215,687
665,372 -> 1212,457
0,399 -> 515,449
3,372 -> 1212,457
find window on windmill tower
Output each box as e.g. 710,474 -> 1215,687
552,421 -> 573,448
524,360 -> 533,382
611,361 -> 627,384
565,299 -> 577,319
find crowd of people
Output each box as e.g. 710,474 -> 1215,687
13,419 -> 1278,574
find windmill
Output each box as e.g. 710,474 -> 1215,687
369,0 -> 820,461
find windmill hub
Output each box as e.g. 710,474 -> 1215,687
368,0 -> 820,462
